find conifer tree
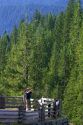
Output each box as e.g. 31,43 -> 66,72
3,21 -> 32,95
0,32 -> 10,72
45,13 -> 64,98
63,0 -> 82,123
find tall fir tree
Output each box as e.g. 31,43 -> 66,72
63,0 -> 82,124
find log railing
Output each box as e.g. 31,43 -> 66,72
0,96 -> 24,108
0,96 -> 68,125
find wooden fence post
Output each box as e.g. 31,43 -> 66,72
38,105 -> 42,122
18,106 -> 25,124
0,95 -> 5,109
38,105 -> 45,122
48,104 -> 51,117
42,105 -> 45,121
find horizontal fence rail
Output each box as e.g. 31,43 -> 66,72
0,96 -> 24,108
0,109 -> 68,125
0,96 -> 69,125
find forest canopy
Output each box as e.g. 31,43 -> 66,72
0,0 -> 83,124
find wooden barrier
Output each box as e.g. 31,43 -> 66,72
5,96 -> 24,108
0,96 -> 24,108
0,109 -> 18,123
18,106 -> 25,123
0,96 -> 35,109
0,109 -> 39,124
38,105 -> 45,121
0,95 -> 5,109
0,96 -> 69,125
0,109 -> 68,125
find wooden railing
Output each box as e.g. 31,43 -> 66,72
0,96 -> 54,110
0,109 -> 69,124
0,96 -> 24,108
0,96 -> 69,125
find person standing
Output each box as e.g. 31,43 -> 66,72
53,99 -> 60,118
55,99 -> 60,117
24,88 -> 32,111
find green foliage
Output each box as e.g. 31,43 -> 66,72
0,0 -> 83,124
63,0 -> 83,124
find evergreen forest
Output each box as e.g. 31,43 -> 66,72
0,0 -> 83,124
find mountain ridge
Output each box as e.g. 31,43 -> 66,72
0,0 -> 69,35
0,0 -> 68,6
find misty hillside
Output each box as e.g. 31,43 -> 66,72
0,0 -> 83,35
0,0 -> 68,6
0,0 -> 69,35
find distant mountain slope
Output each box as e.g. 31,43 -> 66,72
0,0 -> 69,35
0,0 -> 68,6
